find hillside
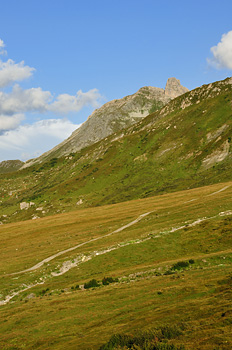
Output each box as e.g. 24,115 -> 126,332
0,77 -> 231,225
0,182 -> 232,349
22,77 -> 188,168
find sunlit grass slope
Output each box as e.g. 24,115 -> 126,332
0,182 -> 232,349
0,78 -> 232,224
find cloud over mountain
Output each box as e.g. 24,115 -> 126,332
208,31 -> 232,70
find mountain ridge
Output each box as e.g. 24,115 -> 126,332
21,78 -> 188,168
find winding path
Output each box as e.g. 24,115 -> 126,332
9,212 -> 151,276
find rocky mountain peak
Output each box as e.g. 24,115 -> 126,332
21,78 -> 188,168
165,77 -> 189,99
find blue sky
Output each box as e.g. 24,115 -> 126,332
0,0 -> 232,162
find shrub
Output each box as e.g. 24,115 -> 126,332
171,261 -> 189,271
188,259 -> 195,264
84,279 -> 100,289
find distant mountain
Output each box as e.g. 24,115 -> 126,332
22,78 -> 188,168
0,160 -> 24,174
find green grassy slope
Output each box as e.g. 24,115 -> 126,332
0,182 -> 232,349
0,78 -> 231,224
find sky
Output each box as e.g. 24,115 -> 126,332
0,0 -> 232,162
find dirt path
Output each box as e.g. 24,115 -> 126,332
9,212 -> 151,276
7,184 -> 232,277
1,208 -> 232,306
207,185 -> 231,196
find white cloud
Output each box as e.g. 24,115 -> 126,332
0,85 -> 101,116
0,85 -> 102,130
0,59 -> 35,88
0,119 -> 81,161
208,31 -> 232,70
0,39 -> 7,55
0,113 -> 24,131
49,88 -> 102,114
0,85 -> 52,115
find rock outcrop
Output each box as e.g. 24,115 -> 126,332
165,78 -> 189,99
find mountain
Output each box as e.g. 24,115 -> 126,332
0,77 -> 231,224
22,78 -> 188,168
0,160 -> 24,174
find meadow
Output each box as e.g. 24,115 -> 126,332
0,181 -> 232,349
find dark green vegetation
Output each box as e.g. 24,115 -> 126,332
0,78 -> 232,224
84,279 -> 100,289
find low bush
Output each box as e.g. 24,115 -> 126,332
84,279 -> 100,289
171,261 -> 189,271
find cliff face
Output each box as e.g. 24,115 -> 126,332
22,78 -> 188,167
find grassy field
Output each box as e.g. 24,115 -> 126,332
0,181 -> 232,349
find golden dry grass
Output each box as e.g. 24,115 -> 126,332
0,181 -> 232,349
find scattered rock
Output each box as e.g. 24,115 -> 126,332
26,293 -> 35,300
20,202 -> 30,210
134,154 -> 147,162
20,202 -> 35,210
76,199 -> 83,205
